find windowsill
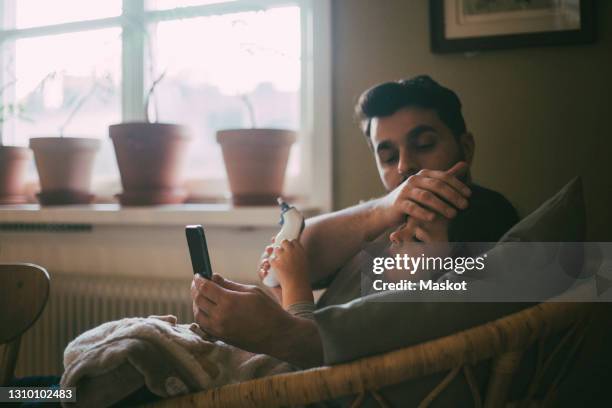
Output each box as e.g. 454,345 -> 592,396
0,204 -> 321,227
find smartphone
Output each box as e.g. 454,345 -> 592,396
185,225 -> 213,279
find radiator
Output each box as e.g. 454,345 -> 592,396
15,273 -> 193,377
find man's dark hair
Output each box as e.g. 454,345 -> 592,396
355,75 -> 466,142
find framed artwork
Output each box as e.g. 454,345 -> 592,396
430,0 -> 596,53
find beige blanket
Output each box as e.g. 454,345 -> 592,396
60,315 -> 292,407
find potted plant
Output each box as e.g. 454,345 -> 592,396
109,72 -> 191,205
29,77 -> 104,205
0,99 -> 32,205
216,95 -> 296,206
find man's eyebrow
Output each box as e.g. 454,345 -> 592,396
407,125 -> 437,139
375,125 -> 437,152
375,140 -> 395,153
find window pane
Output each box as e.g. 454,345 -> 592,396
149,6 -> 301,182
6,28 -> 121,183
148,0 -> 236,11
15,0 -> 122,29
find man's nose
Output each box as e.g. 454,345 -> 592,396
397,150 -> 417,178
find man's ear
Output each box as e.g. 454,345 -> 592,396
459,132 -> 475,165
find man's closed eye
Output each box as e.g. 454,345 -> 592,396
379,151 -> 398,164
414,142 -> 435,151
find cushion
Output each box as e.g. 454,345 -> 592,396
499,176 -> 585,242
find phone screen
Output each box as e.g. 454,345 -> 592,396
185,225 -> 213,279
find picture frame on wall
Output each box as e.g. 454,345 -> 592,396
430,0 -> 596,53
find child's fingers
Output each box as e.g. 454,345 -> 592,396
258,258 -> 270,271
273,246 -> 285,258
286,241 -> 305,257
280,239 -> 294,250
269,256 -> 286,271
268,257 -> 278,268
291,239 -> 304,249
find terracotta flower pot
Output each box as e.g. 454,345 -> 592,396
29,137 -> 100,205
0,145 -> 33,205
217,128 -> 296,206
109,122 -> 190,206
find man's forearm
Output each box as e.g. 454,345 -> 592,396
270,315 -> 324,368
301,198 -> 392,284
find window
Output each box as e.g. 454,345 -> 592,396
0,0 -> 331,210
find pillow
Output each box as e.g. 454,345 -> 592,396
499,176 -> 585,242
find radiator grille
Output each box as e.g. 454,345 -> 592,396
15,273 -> 193,376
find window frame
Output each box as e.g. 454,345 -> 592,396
0,0 -> 332,211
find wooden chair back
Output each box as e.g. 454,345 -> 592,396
0,263 -> 50,385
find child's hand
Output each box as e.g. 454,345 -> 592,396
269,239 -> 313,308
258,237 -> 283,304
270,239 -> 308,287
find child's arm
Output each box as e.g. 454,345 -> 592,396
269,239 -> 314,310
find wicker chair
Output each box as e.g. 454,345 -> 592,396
146,284 -> 593,408
0,263 -> 50,385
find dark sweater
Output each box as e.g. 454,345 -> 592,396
449,183 -> 519,242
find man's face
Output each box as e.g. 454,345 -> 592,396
369,107 -> 473,191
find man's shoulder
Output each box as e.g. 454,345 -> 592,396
449,183 -> 519,242
469,184 -> 518,214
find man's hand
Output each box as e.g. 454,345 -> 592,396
191,274 -> 290,353
389,213 -> 449,243
191,273 -> 323,367
378,161 -> 471,227
388,162 -> 470,243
